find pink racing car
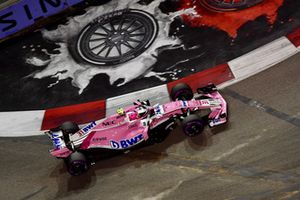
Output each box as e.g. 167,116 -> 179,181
45,83 -> 227,175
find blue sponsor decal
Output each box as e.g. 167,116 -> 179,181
155,107 -> 160,114
182,100 -> 188,107
154,105 -> 163,115
52,132 -> 63,149
81,121 -> 96,134
110,134 -> 144,149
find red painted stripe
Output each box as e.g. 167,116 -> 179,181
167,63 -> 234,93
41,100 -> 106,130
41,63 -> 233,130
287,27 -> 300,47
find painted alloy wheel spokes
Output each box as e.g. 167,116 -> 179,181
76,9 -> 158,66
200,0 -> 264,12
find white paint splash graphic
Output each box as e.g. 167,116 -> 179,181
28,0 -> 199,94
26,57 -> 49,66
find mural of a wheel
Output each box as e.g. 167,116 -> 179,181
200,0 -> 264,12
76,9 -> 159,66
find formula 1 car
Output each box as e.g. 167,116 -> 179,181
45,83 -> 227,175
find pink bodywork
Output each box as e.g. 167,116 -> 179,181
49,89 -> 227,158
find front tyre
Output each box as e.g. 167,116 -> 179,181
170,83 -> 193,101
66,152 -> 89,176
182,114 -> 205,137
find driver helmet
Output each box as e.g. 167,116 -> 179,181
117,108 -> 125,115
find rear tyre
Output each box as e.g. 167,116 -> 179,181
170,83 -> 193,101
182,114 -> 205,137
61,121 -> 80,150
61,121 -> 80,134
66,152 -> 89,176
149,121 -> 175,143
149,130 -> 169,143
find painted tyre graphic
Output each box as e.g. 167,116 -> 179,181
76,9 -> 159,66
200,0 -> 264,12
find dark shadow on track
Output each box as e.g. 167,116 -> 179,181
48,123 -> 228,198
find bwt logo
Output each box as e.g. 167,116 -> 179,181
78,121 -> 97,136
110,134 -> 144,149
82,121 -> 96,133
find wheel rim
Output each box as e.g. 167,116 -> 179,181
184,121 -> 204,136
76,9 -> 158,66
69,160 -> 87,176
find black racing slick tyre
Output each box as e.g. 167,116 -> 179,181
149,121 -> 175,143
61,121 -> 79,145
75,9 -> 158,66
170,83 -> 193,101
66,152 -> 89,176
182,114 -> 205,137
61,121 -> 80,134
